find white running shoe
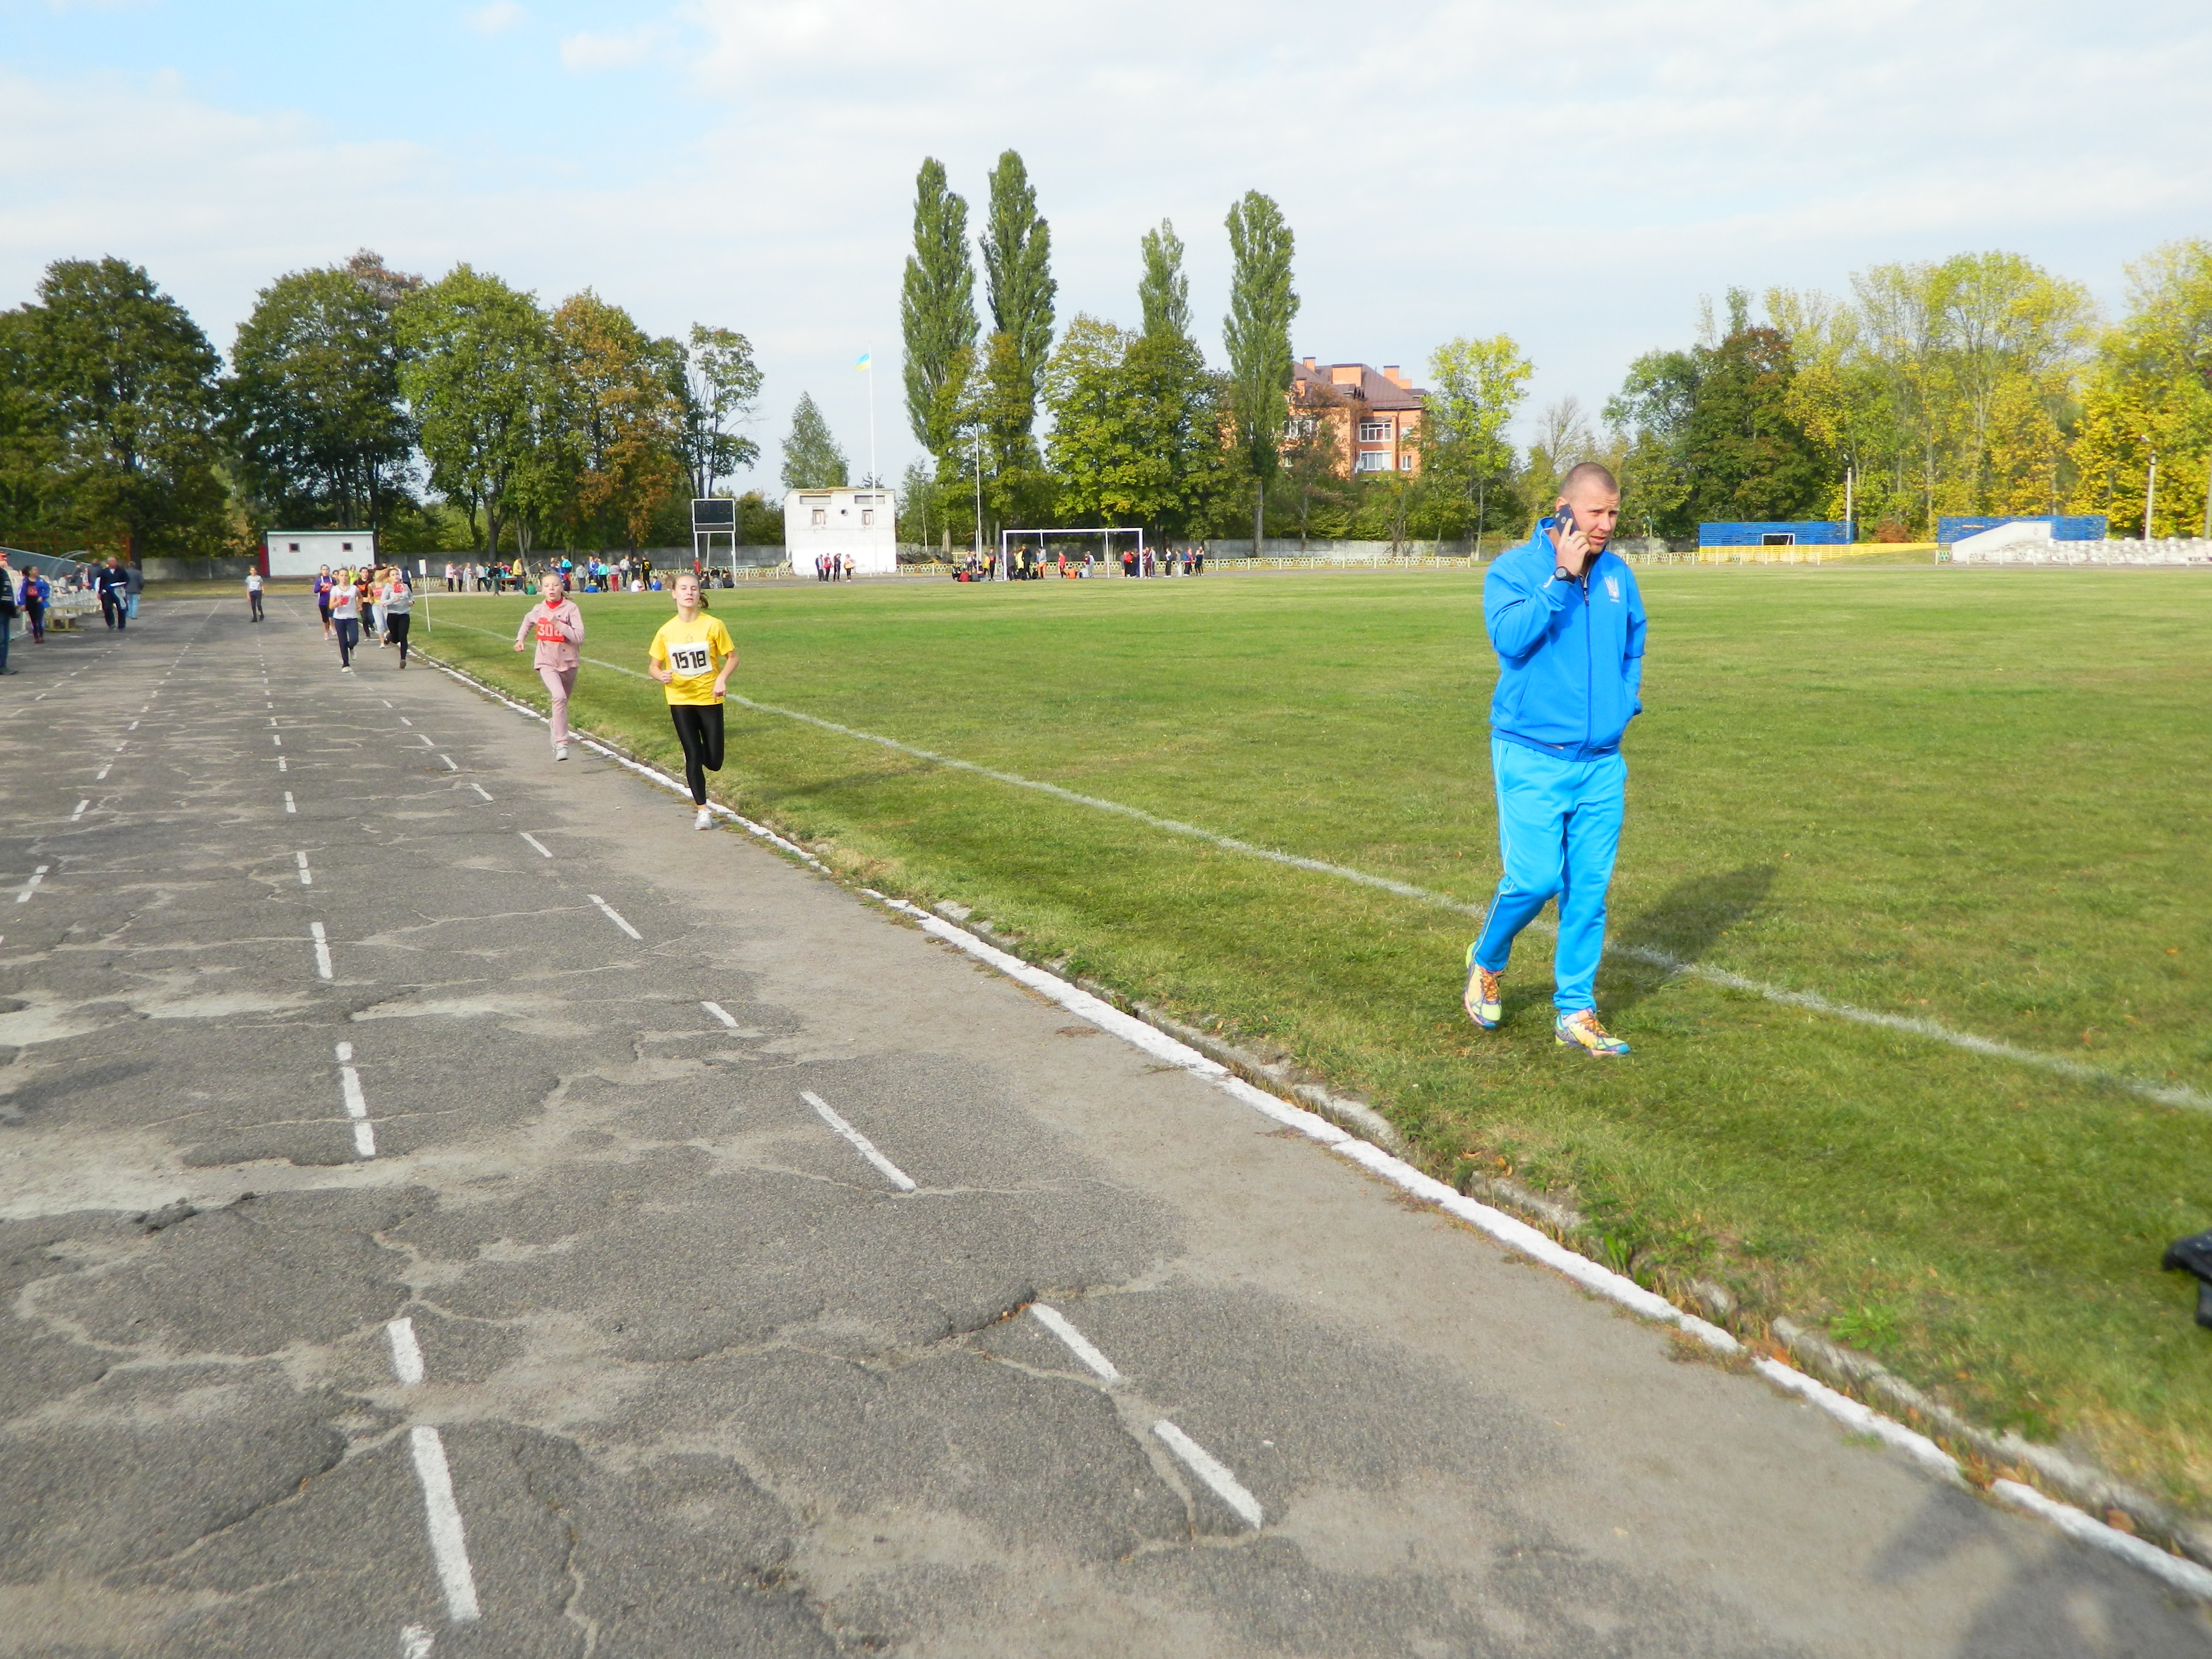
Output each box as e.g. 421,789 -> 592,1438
693,806 -> 713,831
555,744 -> 568,761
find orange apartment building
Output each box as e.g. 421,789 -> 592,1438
1291,359 -> 1427,478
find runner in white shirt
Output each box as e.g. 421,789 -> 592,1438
246,570 -> 264,622
329,572 -> 361,671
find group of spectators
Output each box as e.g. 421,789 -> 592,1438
439,556 -> 682,594
440,561 -> 526,593
0,552 -> 141,673
814,552 -> 856,582
948,544 -> 1205,582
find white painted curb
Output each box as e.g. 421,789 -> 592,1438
417,647 -> 2212,1606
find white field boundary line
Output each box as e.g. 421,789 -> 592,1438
800,1089 -> 919,1192
419,625 -> 2204,1114
868,894 -> 2212,1601
413,642 -> 2212,1591
408,1426 -> 482,1623
14,866 -> 49,904
310,921 -> 334,981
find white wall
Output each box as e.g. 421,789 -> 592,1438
266,529 -> 376,577
783,488 -> 897,575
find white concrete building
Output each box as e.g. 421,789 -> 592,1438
783,487 -> 896,575
264,529 -> 376,577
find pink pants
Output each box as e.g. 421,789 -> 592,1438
538,665 -> 577,745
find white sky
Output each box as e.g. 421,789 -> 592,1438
5,1 -> 2209,485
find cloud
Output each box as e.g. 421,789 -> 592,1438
559,24 -> 671,72
467,1 -> 527,35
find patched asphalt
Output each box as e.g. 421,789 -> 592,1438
1,594 -> 2204,1657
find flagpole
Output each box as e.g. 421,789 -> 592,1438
867,351 -> 878,487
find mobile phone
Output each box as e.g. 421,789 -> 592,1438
1556,504 -> 1577,533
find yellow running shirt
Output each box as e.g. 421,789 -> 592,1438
649,613 -> 735,705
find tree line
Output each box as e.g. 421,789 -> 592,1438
0,250 -> 768,562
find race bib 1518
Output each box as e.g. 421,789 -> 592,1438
669,643 -> 713,675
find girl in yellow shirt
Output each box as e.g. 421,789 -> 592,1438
647,571 -> 737,829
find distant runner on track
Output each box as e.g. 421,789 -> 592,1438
314,566 -> 334,639
329,570 -> 361,672
646,572 -> 736,830
382,570 -> 414,668
514,571 -> 584,761
1463,461 -> 1646,1058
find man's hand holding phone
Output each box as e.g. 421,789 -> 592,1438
1550,503 -> 1594,579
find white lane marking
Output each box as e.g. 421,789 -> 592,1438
284,791 -> 297,814
1991,1479 -> 2212,1601
70,800 -> 89,821
400,1625 -> 435,1659
15,867 -> 50,903
386,1316 -> 426,1387
268,716 -> 278,728
296,850 -> 313,886
1031,1304 -> 1122,1384
422,621 -> 2200,1112
310,921 -> 334,981
518,832 -> 552,859
95,764 -> 111,780
126,720 -> 138,730
407,1425 -> 481,1623
587,894 -> 641,940
466,782 -> 492,801
416,734 -> 435,747
382,699 -> 393,708
399,716 -> 413,727
438,754 -> 456,770
701,1000 -> 738,1028
271,734 -> 282,747
1153,1421 -> 1264,1529
337,1043 -> 375,1157
800,1089 -> 918,1192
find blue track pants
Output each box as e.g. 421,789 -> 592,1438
1471,738 -> 1627,1013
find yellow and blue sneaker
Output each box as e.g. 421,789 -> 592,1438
1556,1009 -> 1630,1056
1462,944 -> 1502,1030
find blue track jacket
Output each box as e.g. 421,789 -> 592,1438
1484,520 -> 1646,761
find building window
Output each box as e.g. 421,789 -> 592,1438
861,510 -> 874,526
1398,453 -> 1415,471
1355,451 -> 1392,473
811,509 -> 827,527
1357,420 -> 1391,443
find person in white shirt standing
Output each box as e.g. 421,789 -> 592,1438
246,569 -> 264,622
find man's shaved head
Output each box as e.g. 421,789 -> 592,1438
1560,461 -> 1619,498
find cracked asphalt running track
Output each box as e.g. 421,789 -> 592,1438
0,595 -> 2204,1657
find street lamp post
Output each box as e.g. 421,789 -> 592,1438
2144,442 -> 2158,543
971,431 -> 986,577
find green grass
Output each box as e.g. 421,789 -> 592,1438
417,568 -> 2212,1511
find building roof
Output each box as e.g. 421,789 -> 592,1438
1294,359 -> 1428,412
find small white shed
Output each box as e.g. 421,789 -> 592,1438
783,488 -> 896,575
265,529 -> 376,577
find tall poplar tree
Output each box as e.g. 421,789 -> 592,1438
1138,219 -> 1191,342
780,392 -> 849,491
1223,190 -> 1299,548
900,158 -> 977,463
980,150 -> 1056,441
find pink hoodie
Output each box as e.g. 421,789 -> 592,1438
516,598 -> 584,670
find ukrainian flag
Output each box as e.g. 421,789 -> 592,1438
855,351 -> 871,370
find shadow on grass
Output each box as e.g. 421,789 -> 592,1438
1608,863 -> 1778,1012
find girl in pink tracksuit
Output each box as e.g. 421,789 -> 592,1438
514,572 -> 585,759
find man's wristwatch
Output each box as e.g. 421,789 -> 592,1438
1554,565 -> 1574,583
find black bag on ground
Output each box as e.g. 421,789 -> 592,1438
2161,1229 -> 2212,1328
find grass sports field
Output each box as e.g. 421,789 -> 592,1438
415,565 -> 2212,1513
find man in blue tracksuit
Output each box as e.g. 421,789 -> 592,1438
1463,462 -> 1645,1056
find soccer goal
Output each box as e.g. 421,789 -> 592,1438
997,526 -> 1146,576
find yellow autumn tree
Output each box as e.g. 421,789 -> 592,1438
547,289 -> 684,550
2072,240 -> 2212,537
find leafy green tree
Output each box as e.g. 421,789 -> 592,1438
900,158 -> 979,462
546,289 -> 685,550
2073,240 -> 2212,535
1044,313 -> 1231,545
1283,377 -> 1349,547
0,307 -> 66,550
980,150 -> 1056,439
13,257 -> 229,561
1424,334 -> 1532,543
223,254 -> 418,533
963,331 -> 1058,532
780,392 -> 849,490
1677,295 -> 1827,523
1223,190 -> 1298,547
395,264 -> 552,556
1138,220 -> 1191,342
675,324 -> 762,500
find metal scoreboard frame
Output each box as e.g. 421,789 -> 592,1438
691,497 -> 737,570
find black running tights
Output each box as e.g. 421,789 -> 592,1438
669,702 -> 725,804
